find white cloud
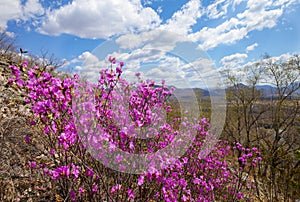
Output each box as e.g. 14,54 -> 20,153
157,6 -> 163,13
0,0 -> 44,30
219,52 -> 297,86
61,0 -> 205,87
69,51 -> 107,82
0,1 -> 22,29
23,0 -> 45,19
263,52 -> 293,63
220,53 -> 248,66
236,0 -> 283,31
66,41 -> 223,88
162,0 -> 202,36
115,0 -> 203,51
116,29 -> 186,51
232,0 -> 243,7
71,51 -> 99,64
113,0 -> 295,51
126,48 -> 164,63
192,19 -> 248,50
180,57 -> 222,88
2,31 -> 15,38
52,0 -> 299,88
37,0 -> 202,47
205,0 -> 229,19
190,0 -> 288,50
246,42 -> 258,52
272,0 -> 299,9
38,0 -> 161,39
145,67 -> 181,85
142,0 -> 153,5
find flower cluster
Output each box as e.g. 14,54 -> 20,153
8,58 -> 261,201
234,142 -> 262,168
9,61 -> 26,86
51,164 -> 80,180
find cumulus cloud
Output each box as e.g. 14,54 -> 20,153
71,51 -> 99,64
161,0 -> 202,36
68,51 -> 107,82
38,0 -> 161,39
0,1 -> 22,29
180,57 -> 222,88
134,0 -> 297,54
246,43 -> 258,52
51,0 -> 299,89
36,0 -> 202,47
1,0 -> 298,56
23,0 -> 45,19
0,0 -> 44,30
2,31 -> 15,38
66,41 -> 222,88
145,66 -> 181,85
126,48 -> 163,63
191,0 -> 288,50
219,52 -> 296,86
220,53 -> 248,66
273,0 -> 299,8
115,0 -> 203,51
116,29 -> 185,51
232,0 -> 243,8
205,0 -> 229,19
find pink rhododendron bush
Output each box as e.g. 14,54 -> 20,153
8,59 -> 261,201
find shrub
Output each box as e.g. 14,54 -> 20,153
8,59 -> 261,201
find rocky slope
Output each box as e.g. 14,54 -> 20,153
0,59 -> 52,201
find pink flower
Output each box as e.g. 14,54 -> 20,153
115,154 -> 123,163
252,147 -> 258,152
108,56 -> 116,64
182,194 -> 189,201
70,190 -> 76,201
91,183 -> 98,194
116,66 -> 122,74
52,166 -> 70,180
193,178 -> 201,185
236,193 -> 244,199
25,135 -> 31,144
85,168 -> 94,177
111,184 -> 122,194
22,61 -> 28,67
43,168 -> 50,176
71,164 -> 80,179
27,161 -> 37,169
138,175 -> 144,186
79,187 -> 84,195
50,149 -> 55,155
127,188 -> 135,199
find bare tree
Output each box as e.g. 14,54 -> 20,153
259,54 -> 300,201
222,63 -> 266,147
0,30 -> 17,60
222,55 -> 300,201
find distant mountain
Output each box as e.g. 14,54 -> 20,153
255,85 -> 276,96
256,83 -> 300,98
167,82 -> 300,101
172,88 -> 210,99
287,82 -> 300,95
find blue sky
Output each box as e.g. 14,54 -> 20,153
0,0 -> 300,88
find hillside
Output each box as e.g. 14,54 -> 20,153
0,58 -> 54,201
